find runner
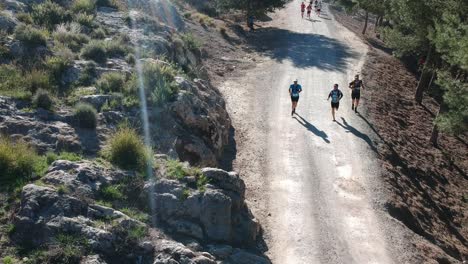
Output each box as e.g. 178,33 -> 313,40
301,2 -> 306,18
289,79 -> 302,116
316,1 -> 322,16
348,74 -> 365,112
327,84 -> 344,121
306,3 -> 312,19
247,15 -> 255,31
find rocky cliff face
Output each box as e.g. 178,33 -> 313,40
0,0 -> 262,263
11,159 -> 267,264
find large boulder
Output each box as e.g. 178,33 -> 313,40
147,168 -> 259,246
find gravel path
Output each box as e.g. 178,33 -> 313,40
218,1 -> 416,263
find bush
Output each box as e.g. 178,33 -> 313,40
105,40 -> 129,57
32,89 -> 54,110
74,103 -> 97,129
75,12 -> 95,28
14,24 -> 47,48
183,12 -> 191,19
104,126 -> 149,171
31,1 -> 71,30
46,151 -> 82,164
0,138 -> 46,189
17,12 -> 33,24
0,65 -> 29,99
25,70 -> 52,94
91,27 -> 106,39
96,72 -> 125,93
125,54 -> 135,65
219,26 -> 227,35
72,0 -> 96,14
127,62 -> 179,106
46,55 -> 72,86
76,62 -> 97,86
81,40 -> 107,63
53,23 -> 89,51
180,33 -> 202,51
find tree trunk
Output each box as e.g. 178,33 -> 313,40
374,15 -> 381,32
378,16 -> 384,27
430,106 -> 441,146
362,11 -> 369,35
415,47 -> 433,104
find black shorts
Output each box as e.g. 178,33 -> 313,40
291,96 -> 299,102
331,102 -> 339,109
351,90 -> 361,100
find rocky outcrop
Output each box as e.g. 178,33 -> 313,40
0,96 -> 105,154
12,161 -> 269,263
146,166 -> 258,246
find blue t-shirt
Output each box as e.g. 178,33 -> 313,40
329,89 -> 343,103
290,84 -> 302,97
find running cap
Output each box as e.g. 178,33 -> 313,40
334,83 -> 339,87
294,79 -> 298,82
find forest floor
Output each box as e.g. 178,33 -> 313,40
331,5 -> 468,263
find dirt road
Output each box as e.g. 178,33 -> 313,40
219,1 -> 416,263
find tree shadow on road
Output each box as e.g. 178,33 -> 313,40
246,27 -> 358,71
294,114 -> 330,143
336,117 -> 377,152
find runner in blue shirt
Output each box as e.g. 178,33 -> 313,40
327,84 -> 343,121
289,79 -> 302,116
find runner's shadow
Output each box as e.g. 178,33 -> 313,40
336,117 -> 377,152
294,114 -> 330,143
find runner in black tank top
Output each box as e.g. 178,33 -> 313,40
349,74 -> 365,113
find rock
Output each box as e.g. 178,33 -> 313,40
192,255 -> 216,264
228,249 -> 271,264
201,168 -> 245,196
140,241 -> 155,253
201,189 -> 232,242
81,255 -> 108,264
42,160 -> 128,199
0,11 -> 17,33
3,0 -> 27,12
167,219 -> 204,240
207,244 -> 233,260
79,94 -> 115,110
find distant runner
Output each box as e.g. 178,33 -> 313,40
306,4 -> 312,19
247,15 -> 255,31
349,74 -> 365,112
327,84 -> 344,121
289,79 -> 302,116
316,1 -> 322,16
301,2 -> 306,18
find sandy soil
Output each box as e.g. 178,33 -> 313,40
212,1 -> 423,263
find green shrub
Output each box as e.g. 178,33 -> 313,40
125,54 -> 135,65
120,207 -> 149,223
17,12 -> 33,24
50,233 -> 89,264
81,40 -> 107,63
183,12 -> 191,19
166,159 -> 186,179
53,23 -> 89,52
75,12 -> 95,28
104,126 -> 149,171
77,62 -> 97,85
2,256 -> 18,264
32,89 -> 54,110
46,151 -> 82,164
31,1 -> 71,30
96,72 -> 125,93
0,65 -> 28,99
74,103 -> 97,129
127,62 -> 179,106
91,27 -> 106,39
25,70 -> 52,94
0,138 -> 47,189
100,185 -> 124,200
72,0 -> 96,14
105,40 -> 130,57
14,24 -> 47,48
180,33 -> 202,51
46,54 -> 72,86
